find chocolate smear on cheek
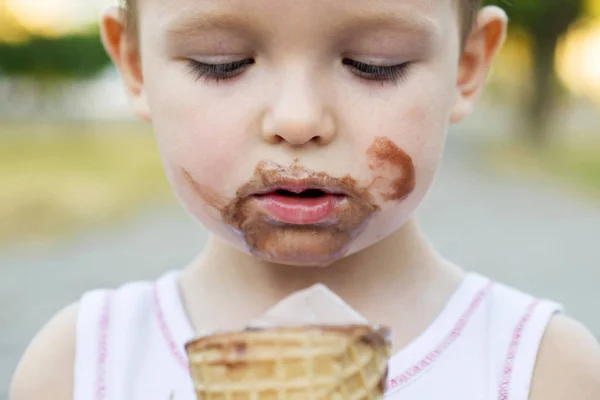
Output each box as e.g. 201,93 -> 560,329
367,137 -> 416,201
227,162 -> 381,264
182,162 -> 379,265
183,170 -> 228,210
181,137 -> 415,265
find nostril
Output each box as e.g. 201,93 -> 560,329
268,134 -> 284,144
261,109 -> 336,146
311,135 -> 324,145
268,133 -> 322,146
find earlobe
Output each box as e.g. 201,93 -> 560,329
451,6 -> 508,123
100,7 -> 150,121
132,91 -> 152,122
450,95 -> 473,124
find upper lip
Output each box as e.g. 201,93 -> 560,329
237,161 -> 365,200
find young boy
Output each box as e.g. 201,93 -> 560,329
10,0 -> 600,399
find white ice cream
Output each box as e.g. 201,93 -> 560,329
248,284 -> 368,328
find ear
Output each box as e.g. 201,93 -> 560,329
450,6 -> 508,123
100,7 -> 151,122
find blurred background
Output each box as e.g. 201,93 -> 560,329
1,0 -> 599,398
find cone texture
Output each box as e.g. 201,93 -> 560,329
185,325 -> 391,400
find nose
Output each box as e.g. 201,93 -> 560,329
261,73 -> 336,146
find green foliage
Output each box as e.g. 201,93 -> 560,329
0,32 -> 110,79
484,0 -> 584,37
483,0 -> 586,144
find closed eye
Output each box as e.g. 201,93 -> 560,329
342,59 -> 412,85
187,58 -> 255,82
185,57 -> 410,85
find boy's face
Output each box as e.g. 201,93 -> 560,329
102,0 -> 506,267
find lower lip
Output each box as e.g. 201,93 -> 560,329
254,193 -> 345,225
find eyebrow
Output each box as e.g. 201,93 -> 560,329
339,9 -> 441,39
163,7 -> 441,40
164,12 -> 255,37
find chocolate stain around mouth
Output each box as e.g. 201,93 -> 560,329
182,136 -> 415,265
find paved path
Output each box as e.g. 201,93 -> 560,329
1,135 -> 599,399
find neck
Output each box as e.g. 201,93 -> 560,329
180,218 -> 463,332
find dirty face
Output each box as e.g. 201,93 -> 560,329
183,137 -> 415,265
136,0 -> 462,266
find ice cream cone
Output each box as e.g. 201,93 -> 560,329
185,325 -> 391,400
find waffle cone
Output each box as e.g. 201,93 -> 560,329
185,325 -> 391,400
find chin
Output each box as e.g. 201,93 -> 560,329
253,252 -> 343,268
244,227 -> 355,268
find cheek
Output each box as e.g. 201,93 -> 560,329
383,76 -> 452,204
341,66 -> 454,251
140,54 -> 258,196
345,66 -> 454,183
400,94 -> 449,178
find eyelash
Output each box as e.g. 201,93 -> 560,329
187,59 -> 255,82
342,59 -> 411,85
186,58 -> 411,84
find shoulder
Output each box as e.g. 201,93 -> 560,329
9,275 -> 163,400
530,315 -> 600,400
10,302 -> 79,400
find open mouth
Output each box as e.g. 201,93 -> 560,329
272,189 -> 329,198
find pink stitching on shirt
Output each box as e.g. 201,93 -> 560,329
96,291 -> 114,400
498,300 -> 539,400
153,282 -> 190,370
385,281 -> 494,395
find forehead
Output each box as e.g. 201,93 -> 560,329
142,0 -> 456,39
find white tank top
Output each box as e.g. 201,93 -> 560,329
73,271 -> 562,400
